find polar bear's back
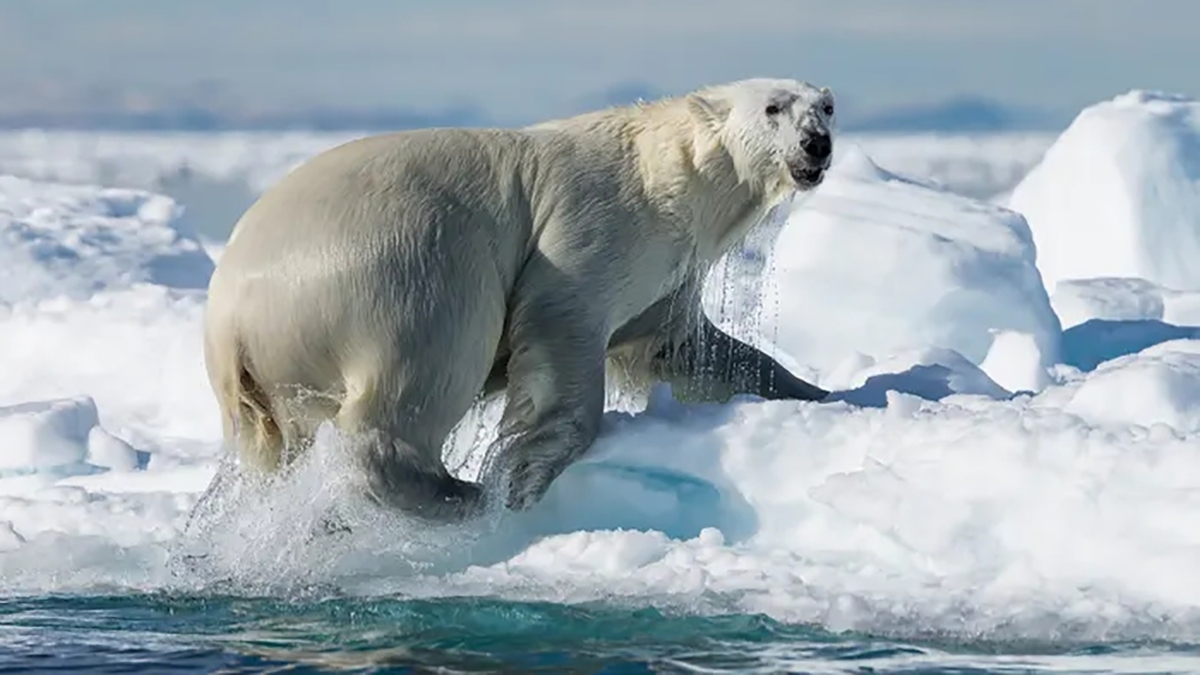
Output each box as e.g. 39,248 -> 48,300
206,128 -> 552,405
228,128 -> 543,262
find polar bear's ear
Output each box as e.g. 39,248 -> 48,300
687,93 -> 732,128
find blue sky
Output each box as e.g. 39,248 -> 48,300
2,0 -> 1198,124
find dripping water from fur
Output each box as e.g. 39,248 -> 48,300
694,196 -> 797,402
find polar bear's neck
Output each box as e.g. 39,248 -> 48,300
628,104 -> 790,267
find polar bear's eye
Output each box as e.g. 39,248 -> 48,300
823,103 -> 834,116
764,104 -> 782,116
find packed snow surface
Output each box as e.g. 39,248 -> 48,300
1009,90 -> 1200,293
2,119 -> 1200,646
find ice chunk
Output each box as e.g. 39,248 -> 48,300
0,397 -> 98,474
1052,276 -> 1200,332
979,329 -> 1049,393
87,427 -> 140,472
709,146 -> 1060,391
1063,339 -> 1200,433
1009,91 -> 1200,292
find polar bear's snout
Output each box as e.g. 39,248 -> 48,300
787,125 -> 833,188
787,133 -> 831,188
800,132 -> 832,163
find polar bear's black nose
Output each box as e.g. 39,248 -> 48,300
801,133 -> 832,161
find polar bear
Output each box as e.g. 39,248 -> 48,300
203,77 -> 836,523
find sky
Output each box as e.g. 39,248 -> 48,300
2,0 -> 1198,125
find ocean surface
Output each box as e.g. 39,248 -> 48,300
3,595 -> 1199,674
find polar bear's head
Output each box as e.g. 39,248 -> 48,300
689,78 -> 836,196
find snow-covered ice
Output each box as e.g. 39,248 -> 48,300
0,175 -> 218,446
1,117 -> 1200,646
709,146 -> 1060,395
1009,91 -> 1200,293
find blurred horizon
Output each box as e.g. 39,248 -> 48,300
2,0 -> 1198,133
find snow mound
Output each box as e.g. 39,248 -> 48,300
1062,339 -> 1200,434
0,175 -> 213,305
824,346 -> 1012,407
712,146 -> 1060,392
1053,277 -> 1200,329
0,396 -> 138,476
1008,90 -> 1200,292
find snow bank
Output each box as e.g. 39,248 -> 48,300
1009,91 -> 1200,292
0,175 -> 217,589
709,146 -> 1060,394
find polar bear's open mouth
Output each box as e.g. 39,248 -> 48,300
789,164 -> 825,188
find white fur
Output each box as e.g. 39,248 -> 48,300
203,78 -> 835,522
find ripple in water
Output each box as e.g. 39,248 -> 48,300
2,594 -> 1200,674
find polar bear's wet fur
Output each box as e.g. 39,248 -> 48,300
203,77 -> 836,523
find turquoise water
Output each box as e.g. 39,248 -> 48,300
1,595 -> 1198,674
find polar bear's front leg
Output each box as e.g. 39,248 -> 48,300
481,284 -> 607,511
655,314 -> 829,403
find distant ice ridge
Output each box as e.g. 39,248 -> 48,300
0,175 -> 213,305
0,130 -> 1054,240
1009,90 -> 1200,293
0,130 -> 358,195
